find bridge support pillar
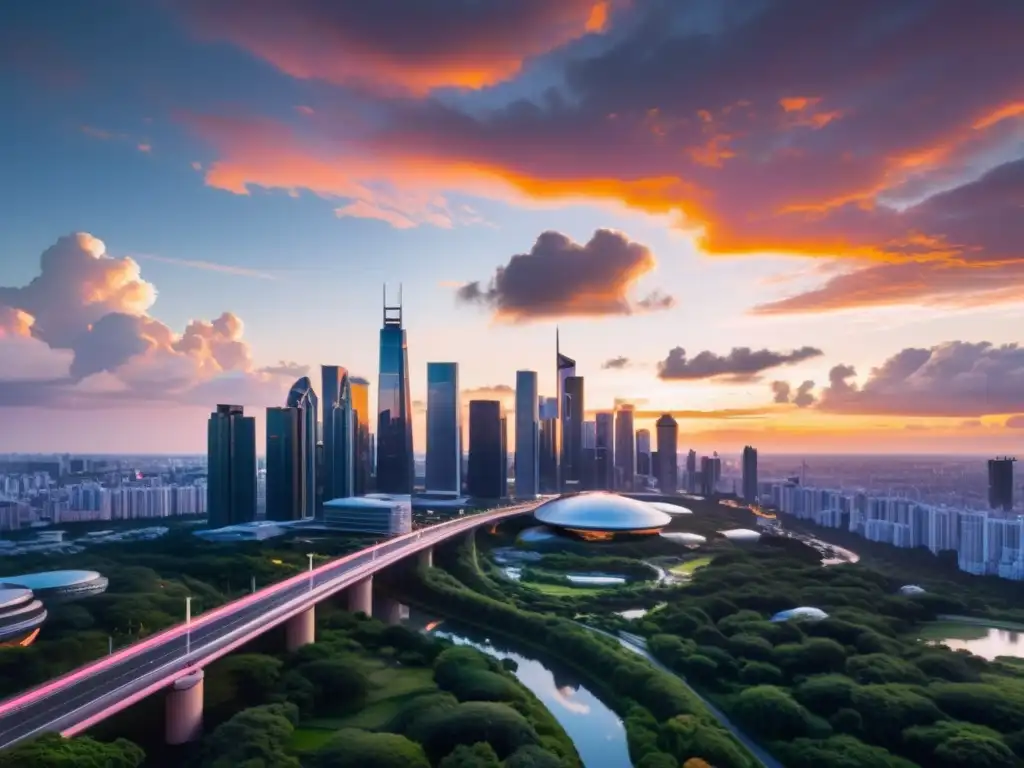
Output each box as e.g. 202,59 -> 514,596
379,596 -> 403,625
418,546 -> 433,569
165,669 -> 204,745
348,576 -> 373,616
286,606 -> 315,651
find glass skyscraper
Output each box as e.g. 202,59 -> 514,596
656,415 -> 679,493
321,365 -> 354,501
556,329 -> 576,491
514,370 -> 539,498
468,400 -> 507,499
595,412 -> 615,490
426,362 -> 461,495
377,288 -> 414,494
742,445 -> 759,502
614,404 -> 636,491
207,404 -> 256,527
350,376 -> 371,496
563,375 -> 584,491
287,376 -> 318,518
538,396 -> 559,492
266,407 -> 302,521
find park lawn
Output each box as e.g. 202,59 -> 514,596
521,580 -> 605,596
915,620 -> 993,641
290,661 -> 437,750
671,556 -> 713,575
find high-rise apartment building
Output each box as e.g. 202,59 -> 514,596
286,376 -> 318,518
563,376 -> 584,491
989,457 -> 1016,511
636,429 -> 652,476
266,407 -> 302,521
614,404 -> 636,491
742,445 -> 759,503
699,453 -> 722,496
467,400 -> 507,499
207,404 -> 256,527
595,412 -> 615,491
556,329 -> 576,491
655,414 -> 678,493
350,376 -> 371,496
376,287 -> 414,494
538,396 -> 559,492
425,362 -> 461,495
321,365 -> 354,501
514,371 -> 539,497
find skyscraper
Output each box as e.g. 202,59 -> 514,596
426,362 -> 461,495
377,286 -> 414,494
468,400 -> 507,499
562,375 -> 585,491
514,370 -> 539,497
636,429 -> 652,476
614,404 -> 635,491
685,450 -> 697,493
266,407 -> 302,521
207,404 -> 256,527
742,445 -> 759,503
989,457 -> 1016,511
350,377 -> 371,496
286,376 -> 318,518
538,396 -> 559,492
556,329 -> 576,491
595,412 -> 615,490
321,365 -> 354,501
582,420 -> 597,490
656,414 -> 679,493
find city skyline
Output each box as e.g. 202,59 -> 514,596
2,3 -> 1024,455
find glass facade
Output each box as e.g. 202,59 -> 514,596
656,415 -> 679,493
556,337 -> 577,491
563,376 -> 584,491
350,377 -> 371,496
287,376 -> 318,518
426,362 -> 461,494
266,406 -> 302,521
514,370 -> 539,497
207,404 -> 256,527
377,301 -> 414,494
538,396 -> 559,493
614,404 -> 635,491
595,412 -> 615,490
467,400 -> 507,499
321,366 -> 354,501
742,445 -> 758,502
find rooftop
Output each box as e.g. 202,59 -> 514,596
534,492 -> 672,532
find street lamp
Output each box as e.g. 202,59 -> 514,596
185,596 -> 193,657
307,553 -> 315,591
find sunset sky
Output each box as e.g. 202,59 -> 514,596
1,0 -> 1023,455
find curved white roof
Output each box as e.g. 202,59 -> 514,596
325,497 -> 403,510
517,526 -> 558,542
0,586 -> 33,611
719,528 -> 761,542
899,584 -> 926,595
534,492 -> 672,532
647,501 -> 693,515
0,570 -> 102,590
771,606 -> 829,623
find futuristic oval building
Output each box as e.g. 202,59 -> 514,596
534,492 -> 672,541
0,570 -> 108,603
0,586 -> 46,646
771,606 -> 829,623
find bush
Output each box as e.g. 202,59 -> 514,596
503,744 -> 567,768
846,653 -> 927,685
386,692 -> 460,735
297,657 -> 370,714
731,686 -> 821,742
793,674 -> 858,715
409,701 -> 540,762
438,742 -> 501,768
0,733 -> 145,768
739,661 -> 784,686
309,729 -> 429,768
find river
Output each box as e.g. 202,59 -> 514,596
404,608 -> 633,768
920,616 -> 1024,661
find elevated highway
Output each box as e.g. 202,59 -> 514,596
0,502 -> 536,750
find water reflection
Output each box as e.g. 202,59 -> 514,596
927,625 -> 1024,661
405,608 -> 633,768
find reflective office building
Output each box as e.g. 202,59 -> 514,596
266,407 -> 302,521
656,414 -> 679,493
287,376 -> 318,518
595,412 -> 615,491
556,329 -> 576,491
350,377 -> 372,496
467,400 -> 507,499
538,396 -> 559,493
514,370 -> 539,498
321,365 -> 354,501
377,288 -> 414,494
562,375 -> 584,491
614,404 -> 636,491
426,362 -> 461,495
207,404 -> 256,527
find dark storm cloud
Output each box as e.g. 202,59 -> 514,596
602,356 -> 631,370
456,229 -> 673,321
658,346 -> 823,382
771,379 -> 816,407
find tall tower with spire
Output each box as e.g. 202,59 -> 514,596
376,284 -> 414,494
555,327 -> 577,491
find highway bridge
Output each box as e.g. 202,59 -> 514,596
0,501 -> 537,750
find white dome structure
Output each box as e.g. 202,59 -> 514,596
771,606 -> 829,623
647,501 -> 693,515
899,584 -> 926,596
719,528 -> 761,543
660,532 -> 707,545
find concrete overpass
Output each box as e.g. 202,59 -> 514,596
0,502 -> 536,750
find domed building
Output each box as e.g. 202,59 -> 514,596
771,606 -> 829,623
660,532 -> 707,545
0,570 -> 108,603
646,501 -> 693,515
0,585 -> 47,646
534,492 -> 672,541
899,584 -> 926,596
